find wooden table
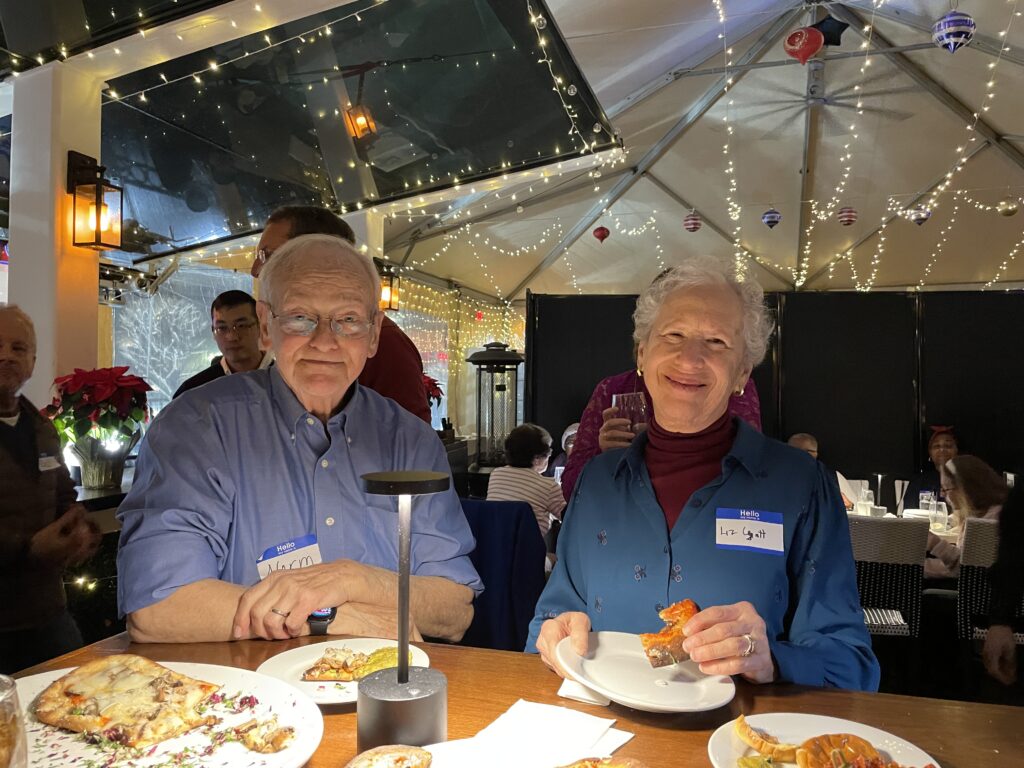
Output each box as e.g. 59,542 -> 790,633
18,634 -> 1020,767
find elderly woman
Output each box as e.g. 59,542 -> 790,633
526,257 -> 879,691
926,455 -> 1007,580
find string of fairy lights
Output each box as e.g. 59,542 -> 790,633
919,189 -> 962,287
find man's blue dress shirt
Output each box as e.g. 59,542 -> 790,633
526,420 -> 880,692
117,366 -> 481,615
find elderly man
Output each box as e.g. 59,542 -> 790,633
788,432 -> 855,509
118,236 -> 480,643
173,290 -> 271,398
252,205 -> 431,422
0,305 -> 100,672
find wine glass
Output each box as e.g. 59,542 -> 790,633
611,393 -> 648,433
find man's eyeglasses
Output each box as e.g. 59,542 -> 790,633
265,304 -> 374,338
212,321 -> 257,336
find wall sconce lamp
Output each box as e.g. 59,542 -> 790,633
67,150 -> 122,250
377,260 -> 400,312
343,71 -> 378,142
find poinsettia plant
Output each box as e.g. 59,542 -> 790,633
423,374 -> 444,408
44,366 -> 152,448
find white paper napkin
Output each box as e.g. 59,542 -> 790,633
558,677 -> 611,706
425,699 -> 633,768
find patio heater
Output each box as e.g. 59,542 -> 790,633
357,470 -> 450,751
466,342 -> 524,468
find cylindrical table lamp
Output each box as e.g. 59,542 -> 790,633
357,470 -> 451,752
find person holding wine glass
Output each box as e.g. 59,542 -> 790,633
527,257 -> 878,691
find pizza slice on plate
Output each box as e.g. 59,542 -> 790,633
638,598 -> 699,668
302,645 -> 407,682
33,654 -> 220,748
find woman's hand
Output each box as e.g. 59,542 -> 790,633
598,407 -> 635,452
982,624 -> 1018,685
682,601 -> 775,683
536,611 -> 591,677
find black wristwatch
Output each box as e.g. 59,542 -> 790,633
307,607 -> 337,636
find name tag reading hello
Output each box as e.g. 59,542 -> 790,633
256,534 -> 323,580
715,508 -> 784,556
38,455 -> 61,472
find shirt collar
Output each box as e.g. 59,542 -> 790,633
221,350 -> 275,375
615,416 -> 765,480
268,364 -> 366,432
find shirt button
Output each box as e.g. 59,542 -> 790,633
306,417 -> 315,425
347,437 -> 352,444
321,459 -> 329,468
325,517 -> 335,526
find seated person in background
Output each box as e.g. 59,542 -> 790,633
544,423 -> 579,479
905,426 -> 958,508
252,204 -> 431,423
787,432 -> 856,510
0,305 -> 100,673
925,455 -> 1007,580
528,257 -> 878,691
118,235 -> 481,644
984,480 -> 1024,686
560,363 -> 761,502
487,423 -> 567,537
173,290 -> 271,398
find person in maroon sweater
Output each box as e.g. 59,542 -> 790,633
252,205 -> 430,422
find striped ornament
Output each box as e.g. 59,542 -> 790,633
838,206 -> 858,226
910,207 -> 932,226
932,10 -> 975,53
762,208 -> 782,229
683,212 -> 702,232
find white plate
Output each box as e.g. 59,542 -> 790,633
256,638 -> 430,704
707,713 -> 940,767
555,631 -> 736,713
16,661 -> 323,768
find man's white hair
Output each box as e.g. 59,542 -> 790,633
0,303 -> 37,352
258,234 -> 380,313
632,256 -> 773,369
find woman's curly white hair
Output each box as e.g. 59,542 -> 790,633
632,256 -> 774,370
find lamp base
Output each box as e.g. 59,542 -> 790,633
357,666 -> 447,751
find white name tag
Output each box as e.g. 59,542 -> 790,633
256,534 -> 323,580
715,508 -> 784,556
38,455 -> 61,472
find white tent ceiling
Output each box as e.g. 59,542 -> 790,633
385,0 -> 1024,300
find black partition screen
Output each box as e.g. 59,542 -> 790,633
921,292 -> 1024,474
525,293 -> 638,446
780,292 -> 918,484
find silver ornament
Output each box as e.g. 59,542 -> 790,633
997,197 -> 1020,217
566,84 -> 577,96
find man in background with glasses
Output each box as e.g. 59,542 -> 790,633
172,290 -> 271,398
118,235 -> 480,645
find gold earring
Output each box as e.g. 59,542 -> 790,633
734,386 -> 745,396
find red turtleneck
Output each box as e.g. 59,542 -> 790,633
644,410 -> 736,530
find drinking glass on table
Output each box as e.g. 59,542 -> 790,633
611,392 -> 648,434
854,487 -> 874,516
930,501 -> 950,532
0,674 -> 28,768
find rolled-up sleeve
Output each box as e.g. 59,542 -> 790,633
116,401 -> 235,616
770,464 -> 880,691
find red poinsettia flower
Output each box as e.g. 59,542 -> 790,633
45,365 -> 153,447
423,374 -> 444,407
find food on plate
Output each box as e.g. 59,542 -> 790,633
736,758 -> 774,768
303,645 -> 412,682
555,758 -> 649,768
235,716 -> 295,753
33,654 -> 220,748
795,733 -> 879,768
734,714 -> 798,762
343,743 -> 432,767
638,598 -> 699,668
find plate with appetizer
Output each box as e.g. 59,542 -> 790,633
257,638 -> 430,704
708,713 -> 940,768
555,599 -> 735,713
16,654 -> 322,768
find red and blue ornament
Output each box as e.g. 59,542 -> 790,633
932,10 -> 975,53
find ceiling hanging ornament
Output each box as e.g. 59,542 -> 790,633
592,225 -> 610,243
683,211 -> 702,233
997,197 -> 1020,217
838,206 -> 858,226
784,27 -> 825,65
810,15 -> 850,47
909,207 -> 932,226
932,9 -> 976,53
762,207 -> 782,229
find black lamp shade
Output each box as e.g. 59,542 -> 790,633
362,471 -> 450,496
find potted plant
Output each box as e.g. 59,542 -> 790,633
44,366 -> 152,489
